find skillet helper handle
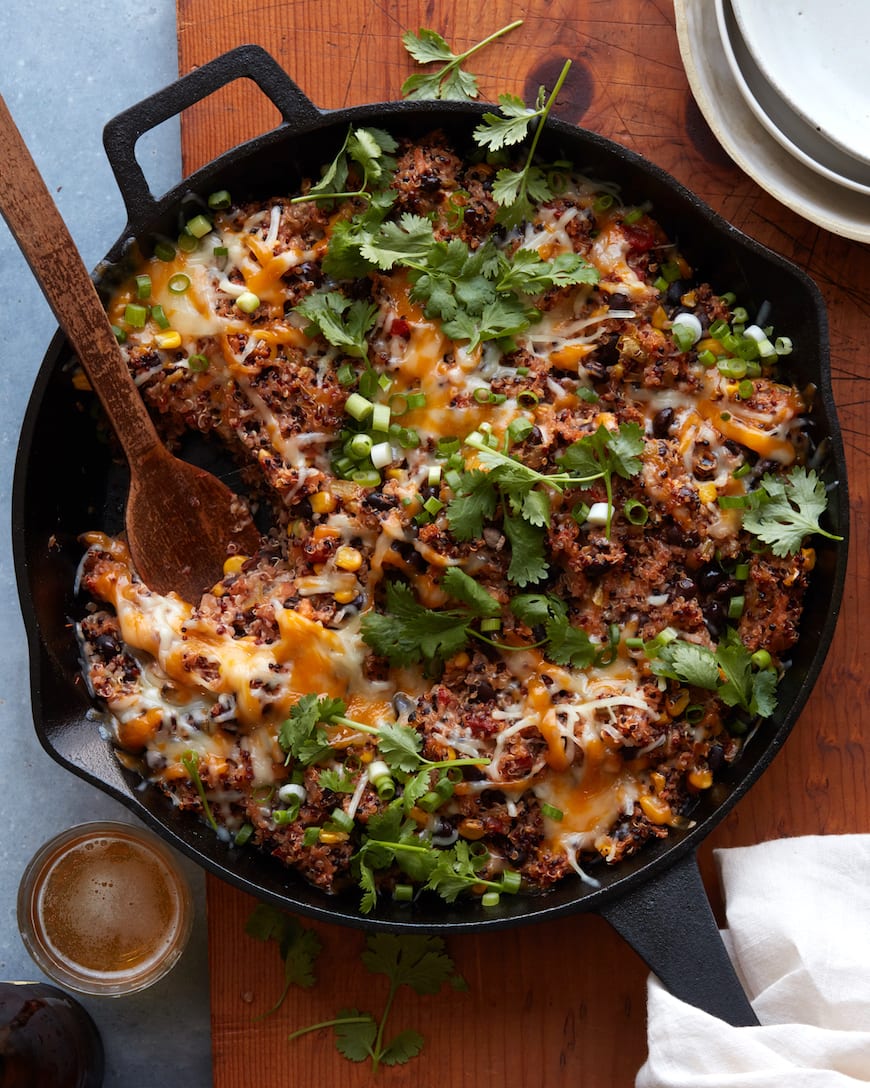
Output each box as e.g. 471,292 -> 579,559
103,44 -> 322,233
0,94 -> 161,466
599,850 -> 759,1027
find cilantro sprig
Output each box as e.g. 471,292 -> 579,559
244,904 -> 322,1017
295,288 -> 378,360
291,126 -> 398,205
401,20 -> 523,101
741,466 -> 842,557
557,422 -> 645,537
289,933 -> 466,1071
650,628 -> 778,718
474,60 -> 572,226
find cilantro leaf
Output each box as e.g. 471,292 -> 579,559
401,21 -> 522,101
244,904 -> 322,1015
446,469 -> 498,540
510,592 -> 567,626
360,581 -> 471,666
317,768 -> 357,793
503,512 -> 549,586
441,566 -> 501,617
496,249 -> 600,294
651,640 -> 720,690
474,94 -> 539,149
296,125 -> 397,203
545,614 -> 597,668
278,694 -> 332,765
360,213 -> 434,270
362,932 -> 459,994
322,191 -> 395,280
424,840 -> 488,902
742,466 -> 842,557
376,721 -> 423,773
295,289 -> 378,360
557,422 -> 645,537
334,1009 -> 378,1062
380,1030 -> 425,1066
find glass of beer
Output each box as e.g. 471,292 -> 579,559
17,821 -> 193,997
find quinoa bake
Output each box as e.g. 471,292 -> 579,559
75,124 -> 838,912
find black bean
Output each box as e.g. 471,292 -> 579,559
94,633 -> 121,657
697,565 -> 727,593
364,491 -> 396,512
652,406 -> 675,438
473,680 -> 495,703
702,600 -> 726,638
707,745 -> 725,772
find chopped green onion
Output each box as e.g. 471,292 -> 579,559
186,214 -> 212,238
272,809 -> 295,826
717,357 -> 747,379
734,562 -> 749,580
234,822 -> 254,845
507,417 -> 534,445
358,369 -> 379,398
697,349 -> 717,368
207,189 -> 231,210
731,306 -> 748,324
571,501 -> 591,525
151,303 -> 170,329
480,617 -> 501,632
737,379 -> 754,399
732,462 -> 751,479
124,303 -> 148,328
751,649 -> 772,669
671,322 -> 696,353
661,259 -> 682,283
428,464 -> 442,487
188,354 -> 209,372
540,802 -> 564,821
500,870 -> 522,895
623,499 -> 649,526
423,496 -> 444,516
329,808 -> 354,834
111,325 -> 127,344
154,241 -> 176,262
213,245 -> 229,269
708,319 -> 729,340
393,884 -> 414,902
625,637 -> 645,650
302,827 -> 321,846
371,403 -> 391,433
177,231 -> 198,253
517,390 -> 539,407
406,391 -> 427,410
515,365 -> 530,376
445,469 -> 463,491
388,393 -> 408,417
378,373 -> 393,393
348,433 -> 373,459
623,207 -> 643,225
235,290 -> 260,313
718,494 -> 750,509
481,891 -> 501,908
437,436 -> 461,456
352,468 -> 382,487
370,441 -> 394,469
727,595 -> 745,619
135,274 -> 152,299
685,704 -> 705,724
774,336 -> 793,356
594,193 -> 614,212
654,275 -> 669,293
345,393 -> 374,421
398,428 -> 420,449
473,386 -> 492,403
168,273 -> 191,294
720,291 -> 737,306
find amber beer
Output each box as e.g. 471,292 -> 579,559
17,822 -> 192,996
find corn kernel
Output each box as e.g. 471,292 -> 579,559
334,546 -> 363,572
665,689 -> 690,717
548,343 -> 589,370
319,830 -> 349,845
650,771 -> 667,793
72,370 -> 92,391
155,330 -> 182,350
688,768 -> 713,791
801,547 -> 816,572
698,481 -> 718,505
312,524 -> 341,541
696,336 -> 726,356
334,589 -> 357,605
640,794 -> 672,825
458,818 -> 485,841
310,490 -> 337,514
651,305 -> 669,330
450,652 -> 471,669
223,555 -> 247,575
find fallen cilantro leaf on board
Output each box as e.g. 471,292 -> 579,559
741,466 -> 842,557
288,933 -> 466,1072
400,20 -> 523,101
244,903 -> 322,1017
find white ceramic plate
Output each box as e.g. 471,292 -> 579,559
716,0 -> 870,196
731,0 -> 870,166
674,0 -> 870,244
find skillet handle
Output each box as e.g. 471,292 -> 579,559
599,850 -> 759,1027
103,44 -> 321,233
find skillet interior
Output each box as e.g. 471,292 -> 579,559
13,87 -> 848,934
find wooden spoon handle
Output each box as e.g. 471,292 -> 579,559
0,94 -> 160,465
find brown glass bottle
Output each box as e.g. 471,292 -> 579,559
0,981 -> 103,1088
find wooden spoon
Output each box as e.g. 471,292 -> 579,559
0,95 -> 261,602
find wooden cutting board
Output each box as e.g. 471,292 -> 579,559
174,2 -> 870,1083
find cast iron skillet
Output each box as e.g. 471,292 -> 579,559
13,45 -> 848,1027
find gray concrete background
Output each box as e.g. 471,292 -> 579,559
0,3 -> 212,1084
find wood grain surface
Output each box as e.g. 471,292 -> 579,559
173,2 -> 870,1083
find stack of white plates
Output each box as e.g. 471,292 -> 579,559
675,0 -> 870,242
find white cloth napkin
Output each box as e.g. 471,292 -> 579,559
637,836 -> 870,1087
